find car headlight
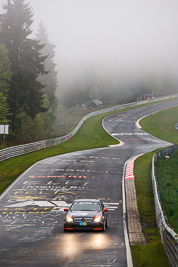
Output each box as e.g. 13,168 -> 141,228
66,215 -> 73,222
93,216 -> 102,222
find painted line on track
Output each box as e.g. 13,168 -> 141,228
122,160 -> 133,267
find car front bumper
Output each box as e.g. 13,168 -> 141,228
64,221 -> 104,231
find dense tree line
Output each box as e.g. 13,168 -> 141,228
0,0 -> 58,145
60,65 -> 178,109
1,1 -> 177,146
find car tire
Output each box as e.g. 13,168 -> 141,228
106,219 -> 108,228
102,221 -> 106,232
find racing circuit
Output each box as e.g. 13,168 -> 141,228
0,99 -> 177,266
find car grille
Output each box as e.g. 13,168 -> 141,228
74,217 -> 93,223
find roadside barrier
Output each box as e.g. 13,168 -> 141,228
152,145 -> 178,267
0,93 -> 178,162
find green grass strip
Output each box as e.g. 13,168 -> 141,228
132,105 -> 178,266
156,151 -> 178,233
1,99 -> 166,194
132,152 -> 169,267
0,112 -> 118,194
140,106 -> 178,144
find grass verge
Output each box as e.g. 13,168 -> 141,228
132,105 -> 178,266
140,105 -> 178,144
156,151 -> 178,233
0,112 -> 118,194
132,152 -> 169,267
1,99 -> 166,194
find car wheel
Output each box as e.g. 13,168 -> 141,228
102,221 -> 106,232
106,219 -> 108,228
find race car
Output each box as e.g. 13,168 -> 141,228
64,199 -> 108,231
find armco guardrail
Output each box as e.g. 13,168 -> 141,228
152,146 -> 178,267
0,93 -> 178,162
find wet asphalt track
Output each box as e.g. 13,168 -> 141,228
0,99 -> 177,266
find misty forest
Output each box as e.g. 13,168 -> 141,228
0,0 -> 178,147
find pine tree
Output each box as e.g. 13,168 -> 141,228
35,22 -> 58,137
0,0 -> 48,137
0,44 -> 12,124
36,22 -> 58,109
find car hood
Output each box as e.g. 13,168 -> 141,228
68,211 -> 101,218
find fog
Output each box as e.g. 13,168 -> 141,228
1,0 -> 178,102
30,0 -> 178,70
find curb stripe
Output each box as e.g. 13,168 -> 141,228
125,154 -> 143,180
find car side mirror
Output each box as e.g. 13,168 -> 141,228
104,208 -> 108,212
64,208 -> 69,212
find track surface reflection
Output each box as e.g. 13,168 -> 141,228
0,99 -> 177,266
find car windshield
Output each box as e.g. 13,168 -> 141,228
71,202 -> 100,211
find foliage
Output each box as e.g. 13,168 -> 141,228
35,22 -> 59,137
156,151 -> 178,233
0,93 -> 10,124
0,44 -> 11,94
0,0 -> 48,137
13,95 -> 55,142
0,44 -> 12,124
36,22 -> 58,109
